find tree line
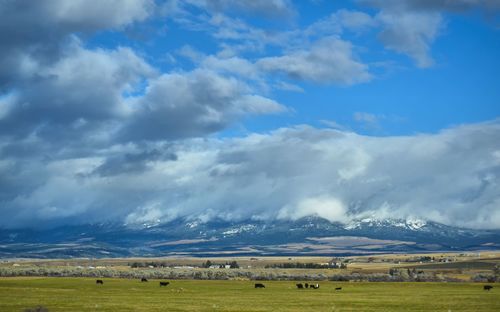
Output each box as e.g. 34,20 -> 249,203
264,262 -> 347,269
129,260 -> 240,269
2,266 -> 491,282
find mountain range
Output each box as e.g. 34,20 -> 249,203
1,217 -> 499,258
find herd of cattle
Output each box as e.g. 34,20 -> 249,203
94,279 -> 495,292
295,283 -> 321,289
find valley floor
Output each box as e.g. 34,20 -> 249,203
0,277 -> 498,312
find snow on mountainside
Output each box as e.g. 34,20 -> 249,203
1,216 -> 499,258
222,224 -> 257,236
344,217 -> 427,231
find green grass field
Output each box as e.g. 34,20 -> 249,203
0,278 -> 498,312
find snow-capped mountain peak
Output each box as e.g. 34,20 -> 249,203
405,218 -> 427,230
344,217 -> 427,231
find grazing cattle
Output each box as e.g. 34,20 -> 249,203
304,283 -> 309,288
310,284 -> 320,289
141,278 -> 148,282
255,283 -> 265,288
484,285 -> 493,291
159,281 -> 170,287
335,287 -> 342,291
296,283 -> 304,289
96,280 -> 104,285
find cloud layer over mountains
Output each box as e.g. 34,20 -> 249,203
0,0 -> 499,229
2,120 -> 499,229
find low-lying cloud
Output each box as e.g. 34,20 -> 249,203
1,121 -> 499,229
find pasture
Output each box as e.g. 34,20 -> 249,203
0,277 -> 498,311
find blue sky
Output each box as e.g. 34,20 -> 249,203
0,0 -> 499,229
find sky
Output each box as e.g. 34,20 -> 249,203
0,0 -> 499,229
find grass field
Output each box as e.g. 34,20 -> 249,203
0,278 -> 498,311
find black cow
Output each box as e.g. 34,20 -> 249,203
310,284 -> 320,289
296,283 -> 304,289
304,283 -> 309,288
96,280 -> 104,285
159,281 -> 170,287
335,287 -> 342,291
484,285 -> 493,291
141,278 -> 148,282
255,283 -> 265,288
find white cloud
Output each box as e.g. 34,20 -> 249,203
202,55 -> 260,79
159,5 -> 376,86
306,9 -> 376,37
258,37 -> 372,85
118,69 -> 285,142
361,0 -> 500,67
274,81 -> 305,93
0,0 -> 154,88
376,10 -> 442,67
52,0 -> 154,29
0,42 -> 155,142
0,27 -> 284,145
177,45 -> 205,63
279,196 -> 349,223
320,120 -> 348,130
337,9 -> 377,31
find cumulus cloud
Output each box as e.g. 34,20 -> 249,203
0,0 -> 153,40
257,37 -> 372,84
0,43 -> 155,142
376,10 -> 442,67
360,0 -> 500,67
0,0 -> 165,148
0,0 -> 285,148
119,69 -> 285,142
160,5 -> 376,85
0,57 -> 284,147
1,121 -> 499,229
0,0 -> 154,88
